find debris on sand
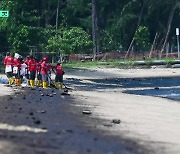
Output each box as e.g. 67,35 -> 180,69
8,96 -> 13,100
103,123 -> 113,127
112,119 -> 121,124
61,92 -> 70,96
154,87 -> 160,90
34,120 -> 41,125
82,110 -> 92,115
65,129 -> 74,134
29,112 -> 34,116
32,117 -> 36,120
64,89 -> 68,93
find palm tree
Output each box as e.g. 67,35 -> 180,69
125,0 -> 149,59
92,0 -> 99,60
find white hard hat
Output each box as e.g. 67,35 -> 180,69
14,53 -> 20,59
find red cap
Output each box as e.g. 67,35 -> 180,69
42,56 -> 48,61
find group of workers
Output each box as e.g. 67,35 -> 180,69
3,52 -> 64,90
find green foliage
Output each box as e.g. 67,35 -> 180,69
99,28 -> 122,52
134,26 -> 151,51
8,25 -> 30,54
1,0 -> 180,57
59,27 -> 93,54
46,27 -> 93,55
67,0 -> 91,29
46,29 -> 63,54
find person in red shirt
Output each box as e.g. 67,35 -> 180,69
25,56 -> 30,65
4,52 -> 14,85
41,56 -> 48,89
13,53 -> 22,86
54,62 -> 64,90
28,55 -> 37,87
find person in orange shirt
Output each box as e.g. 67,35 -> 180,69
54,62 -> 64,90
4,52 -> 14,85
41,56 -> 48,89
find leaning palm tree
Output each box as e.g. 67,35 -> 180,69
124,0 -> 149,59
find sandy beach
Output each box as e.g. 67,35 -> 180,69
0,67 -> 180,153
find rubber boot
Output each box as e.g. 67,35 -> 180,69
18,79 -> 21,86
55,82 -> 59,89
15,79 -> 18,86
20,79 -> 22,86
30,80 -> 33,87
32,80 -> 35,87
9,78 -> 13,85
11,78 -> 14,85
42,81 -> 47,89
16,79 -> 20,86
20,78 -> 22,84
59,82 -> 64,94
60,82 -> 63,89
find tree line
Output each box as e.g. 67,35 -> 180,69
0,0 -> 180,59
